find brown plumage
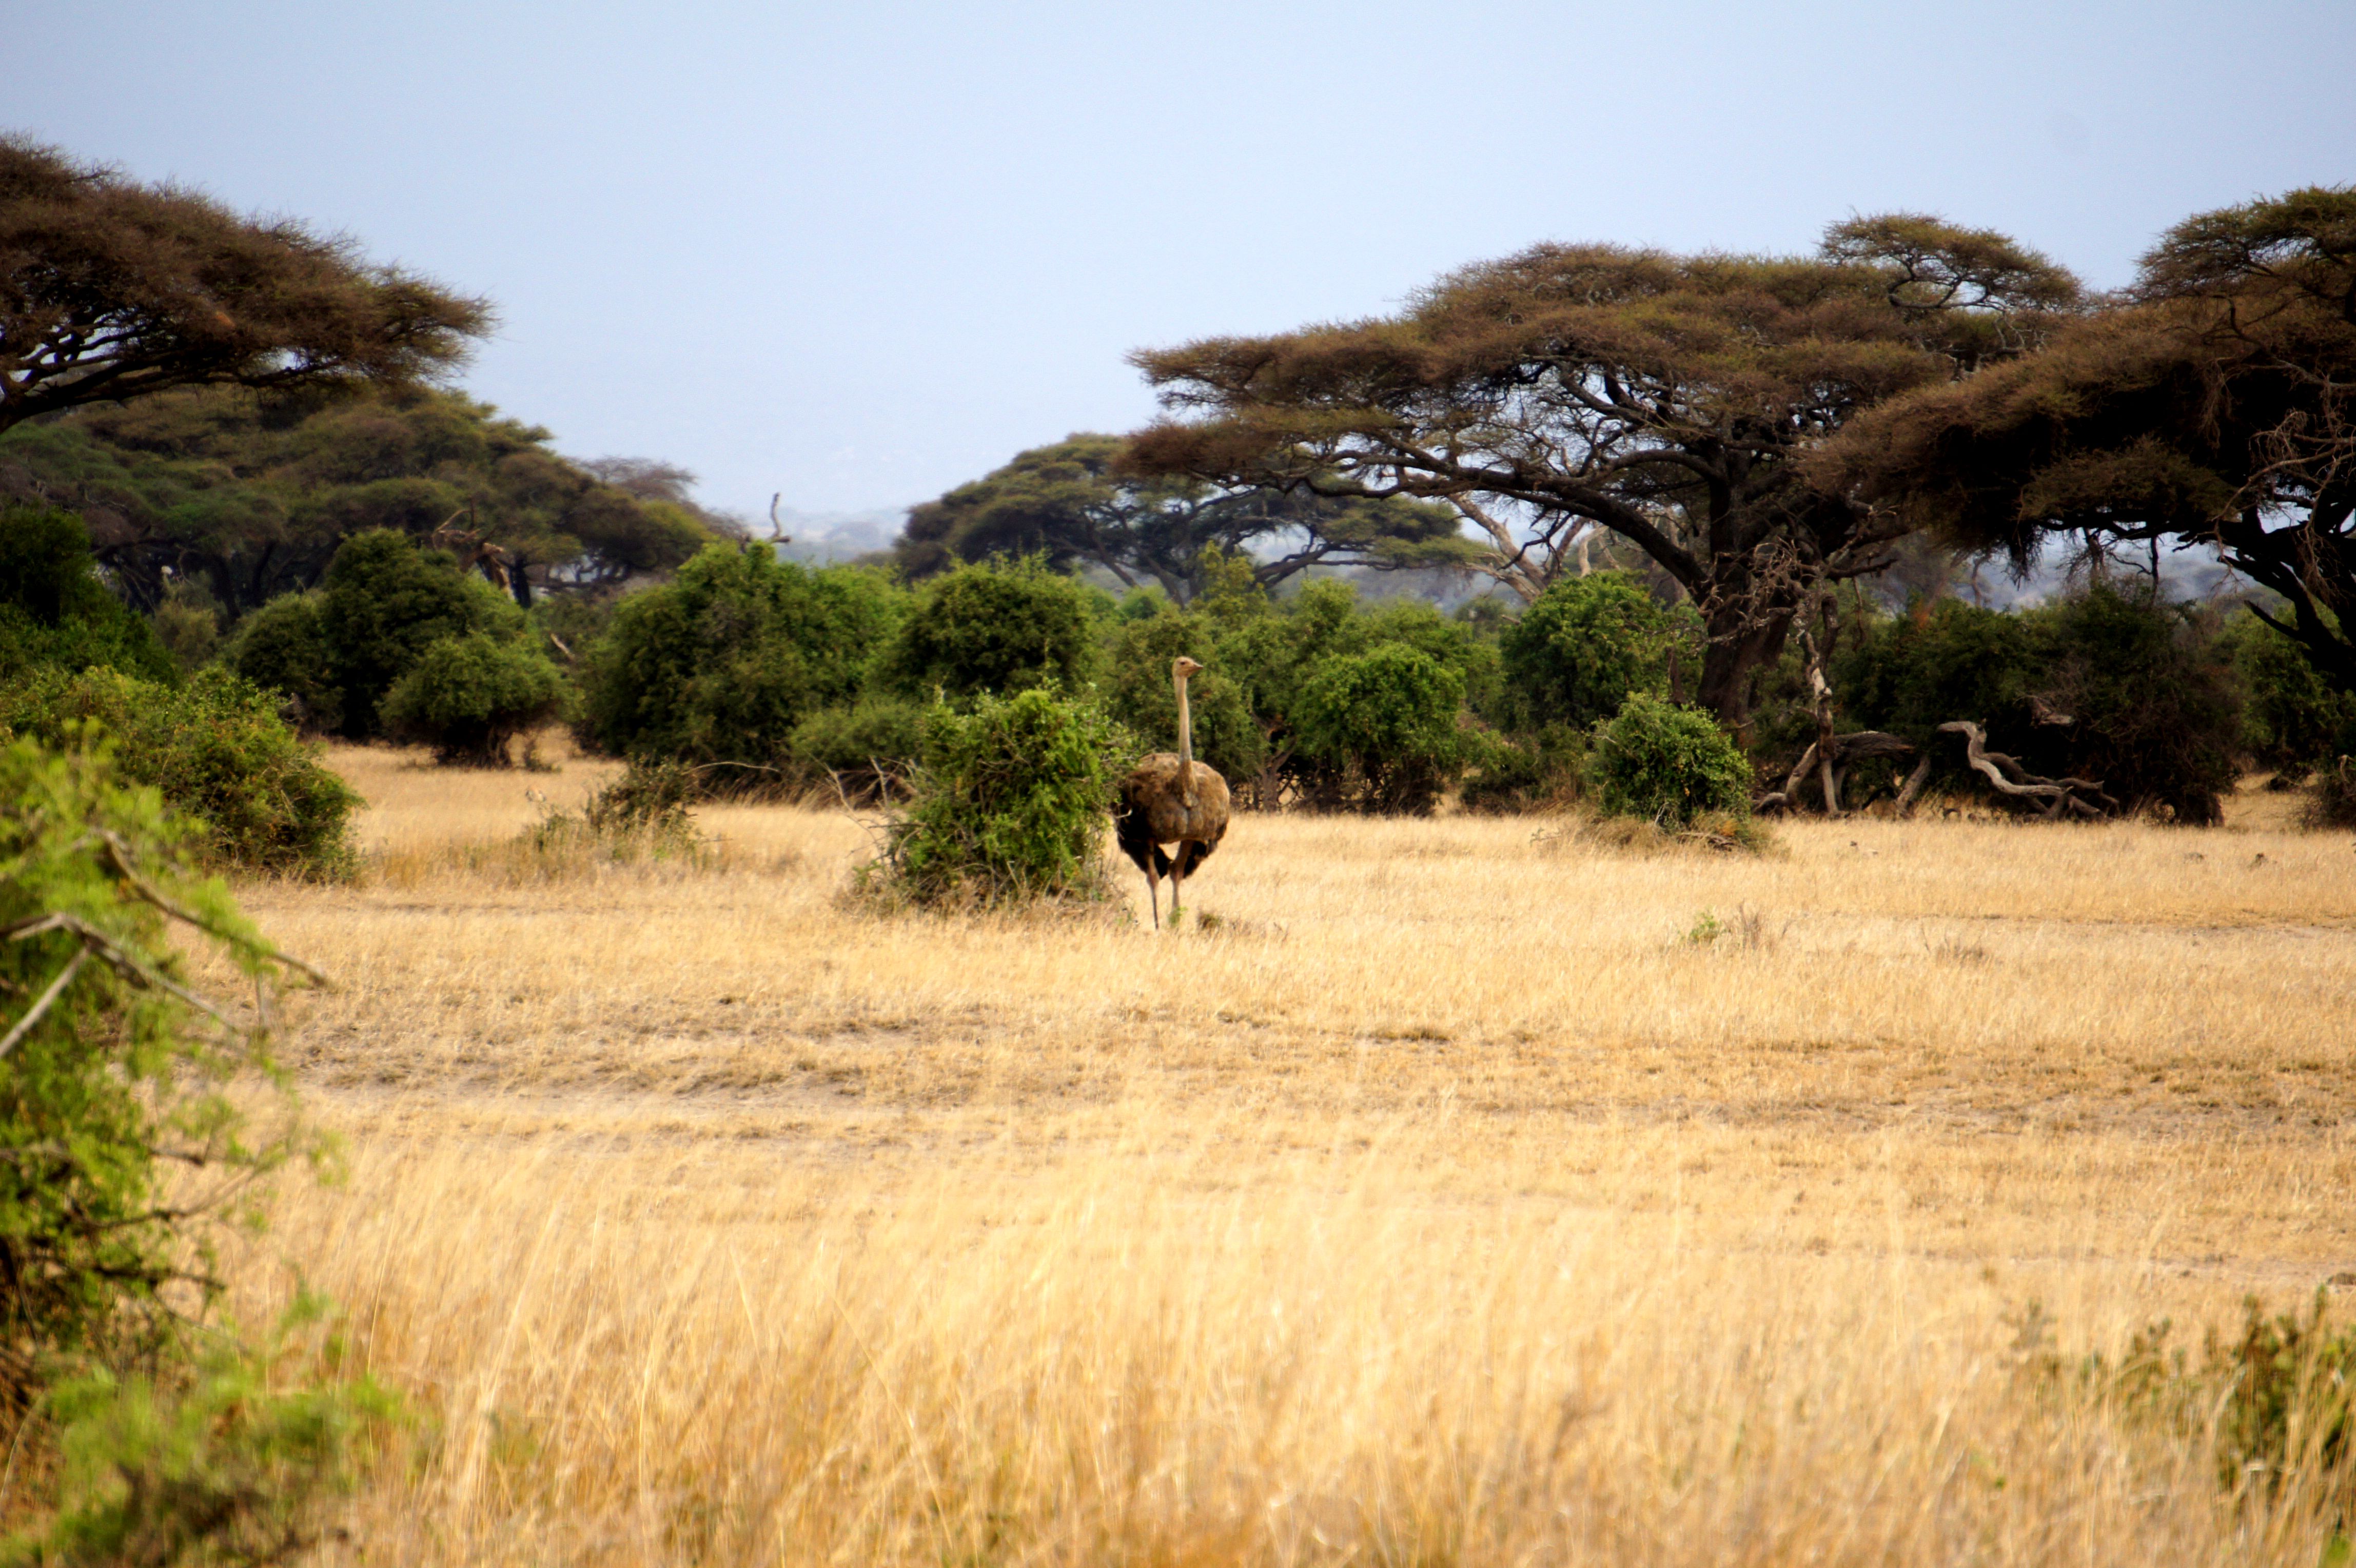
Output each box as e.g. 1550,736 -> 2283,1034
1115,656 -> 1231,930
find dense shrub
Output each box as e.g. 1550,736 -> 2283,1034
2314,756 -> 2356,829
150,578 -> 225,675
0,742 -> 394,1560
32,1293 -> 399,1567
1834,598 -> 2043,751
866,687 -> 1133,906
224,590 -> 340,732
0,741 -> 320,1368
0,668 -> 359,878
1461,723 -> 1589,813
2053,1292 -> 2356,1517
316,528 -> 520,740
1835,586 -> 2244,821
789,696 -> 928,802
1587,693 -> 1754,827
578,544 -> 899,776
381,631 -> 566,766
2223,608 -> 2356,779
2030,587 -> 2242,824
882,559 -> 1097,701
1293,644 -> 1466,814
1498,571 -> 1690,729
0,503 -> 176,684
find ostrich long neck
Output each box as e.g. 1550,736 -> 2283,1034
1175,668 -> 1196,808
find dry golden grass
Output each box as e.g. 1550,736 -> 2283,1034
205,740 -> 2356,1564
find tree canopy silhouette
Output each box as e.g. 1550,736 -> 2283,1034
1126,217 -> 2078,726
1,136 -> 486,435
1815,187 -> 2356,698
895,433 -> 1478,602
0,386 -> 714,611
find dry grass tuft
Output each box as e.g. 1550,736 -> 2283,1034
184,739 -> 2356,1564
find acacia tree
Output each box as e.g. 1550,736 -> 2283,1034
0,387 -> 712,611
1816,187 -> 2356,698
1126,217 -> 2078,726
894,432 -> 1478,602
1,136 -> 486,435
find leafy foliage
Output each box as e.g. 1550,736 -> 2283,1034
577,545 -> 898,781
1497,571 -> 1694,730
866,689 -> 1133,907
1461,724 -> 1589,814
1587,694 -> 1755,828
1833,586 -> 2243,822
2033,587 -> 2241,824
380,632 -> 566,767
0,386 -> 715,614
788,696 -> 928,803
1293,644 -> 1466,814
222,593 -> 338,734
0,669 -> 358,878
0,504 -> 175,685
881,559 -> 1098,702
312,529 -> 524,741
21,1292 -> 399,1568
2222,609 -> 2356,778
0,741 -> 321,1378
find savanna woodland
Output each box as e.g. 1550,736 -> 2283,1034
4,128 -> 2355,1565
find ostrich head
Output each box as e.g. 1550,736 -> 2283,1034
1172,656 -> 1203,680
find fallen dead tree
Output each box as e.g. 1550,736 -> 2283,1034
1755,731 -> 1918,818
1935,720 -> 2118,820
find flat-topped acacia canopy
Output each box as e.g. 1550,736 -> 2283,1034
0,136 -> 487,436
1126,218 -> 2078,728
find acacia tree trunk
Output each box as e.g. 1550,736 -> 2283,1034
1695,599 -> 1797,733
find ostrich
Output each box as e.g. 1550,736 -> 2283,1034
1116,656 -> 1231,930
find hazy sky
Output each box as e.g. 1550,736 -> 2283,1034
8,1 -> 2354,524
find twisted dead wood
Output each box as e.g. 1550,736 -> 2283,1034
1935,721 -> 2117,819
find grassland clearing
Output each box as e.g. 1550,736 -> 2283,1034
205,740 -> 2356,1564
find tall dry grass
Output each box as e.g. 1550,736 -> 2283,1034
200,742 -> 2356,1564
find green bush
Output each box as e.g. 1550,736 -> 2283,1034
881,559 -> 1097,701
0,503 -> 176,685
1498,571 -> 1689,729
2223,608 -> 2356,779
317,528 -> 520,740
1835,587 -> 2244,822
150,579 -> 225,676
1461,723 -> 1589,814
867,687 -> 1133,907
1588,693 -> 1754,827
1293,643 -> 1466,814
380,631 -> 566,766
224,591 -> 340,733
578,545 -> 900,777
0,740 -> 321,1373
26,1292 -> 400,1567
0,741 -> 391,1562
2029,586 -> 2242,824
0,668 -> 359,879
790,696 -> 928,803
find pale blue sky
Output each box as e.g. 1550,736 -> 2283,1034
7,1 -> 2353,522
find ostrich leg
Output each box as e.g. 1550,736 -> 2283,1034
1170,859 -> 1184,931
1145,867 -> 1161,931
